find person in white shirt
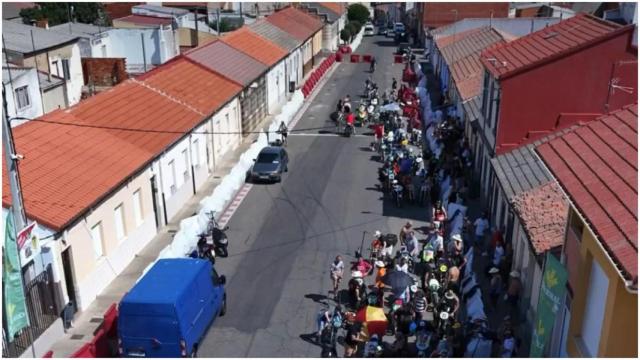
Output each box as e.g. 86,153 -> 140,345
474,211 -> 490,256
493,242 -> 505,268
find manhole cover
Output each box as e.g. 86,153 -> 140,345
89,317 -> 102,323
70,334 -> 84,340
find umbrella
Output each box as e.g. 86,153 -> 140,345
381,270 -> 414,291
381,103 -> 401,112
355,306 -> 388,338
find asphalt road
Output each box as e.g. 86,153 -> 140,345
199,35 -> 431,357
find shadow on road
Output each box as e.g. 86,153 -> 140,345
305,293 -> 330,305
375,40 -> 397,47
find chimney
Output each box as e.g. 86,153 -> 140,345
36,18 -> 49,29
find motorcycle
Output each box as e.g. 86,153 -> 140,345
206,212 -> 229,257
196,233 -> 216,264
363,335 -> 384,358
416,328 -> 433,358
320,309 -> 343,358
343,123 -> 355,137
356,105 -> 368,127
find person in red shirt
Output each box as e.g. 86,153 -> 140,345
346,112 -> 355,125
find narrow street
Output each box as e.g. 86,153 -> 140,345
199,36 -> 430,357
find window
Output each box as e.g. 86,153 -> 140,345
182,149 -> 189,181
14,86 -> 30,109
114,204 -> 126,241
62,59 -> 71,80
193,139 -> 200,168
91,222 -> 104,259
580,260 -> 608,356
168,160 -> 177,194
133,189 -> 143,226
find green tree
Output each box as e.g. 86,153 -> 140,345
210,18 -> 237,33
19,3 -> 107,26
347,3 -> 370,25
340,28 -> 351,43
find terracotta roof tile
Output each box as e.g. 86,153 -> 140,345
138,57 -> 241,114
266,6 -> 323,41
511,182 -> 569,254
423,2 -> 510,29
481,14 -> 632,79
2,81 -> 204,230
221,27 -> 287,66
319,2 -> 345,15
536,104 -> 638,284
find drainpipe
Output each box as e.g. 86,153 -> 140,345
188,134 -> 196,195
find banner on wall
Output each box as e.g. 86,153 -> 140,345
530,253 -> 568,357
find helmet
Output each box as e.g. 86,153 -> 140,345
410,285 -> 418,293
428,278 -> 440,290
439,311 -> 449,320
439,264 -> 448,273
351,270 -> 363,278
374,230 -> 382,237
393,179 -> 398,184
388,131 -> 394,137
445,290 -> 455,300
370,334 -> 379,341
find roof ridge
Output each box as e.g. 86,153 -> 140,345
131,78 -> 206,117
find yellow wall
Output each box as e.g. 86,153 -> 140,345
177,28 -> 218,47
566,208 -> 638,357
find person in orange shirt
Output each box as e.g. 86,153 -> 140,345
375,260 -> 387,290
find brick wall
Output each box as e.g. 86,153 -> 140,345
82,58 -> 128,86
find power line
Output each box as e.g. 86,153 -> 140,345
9,116 -> 338,135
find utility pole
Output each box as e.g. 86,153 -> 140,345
3,83 -> 37,359
216,8 -> 220,34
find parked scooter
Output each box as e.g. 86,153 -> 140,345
206,211 -> 229,257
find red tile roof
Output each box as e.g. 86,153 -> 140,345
266,6 -> 323,41
423,2 -> 510,29
319,2 -> 346,15
511,182 -> 569,254
138,57 -> 242,114
221,27 -> 287,66
114,14 -> 173,26
481,14 -> 632,79
536,104 -> 638,284
2,80 -> 204,230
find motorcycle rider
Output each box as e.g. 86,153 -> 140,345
432,200 -> 447,222
399,221 -> 413,243
345,110 -> 356,135
392,77 -> 398,91
442,290 -> 460,318
348,270 -> 367,309
370,56 -> 377,73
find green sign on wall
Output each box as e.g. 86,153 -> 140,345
530,253 -> 568,357
3,213 -> 30,341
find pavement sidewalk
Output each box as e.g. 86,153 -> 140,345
46,58 -> 339,358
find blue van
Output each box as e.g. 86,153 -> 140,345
118,258 -> 226,357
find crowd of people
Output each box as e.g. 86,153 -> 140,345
313,53 -> 523,358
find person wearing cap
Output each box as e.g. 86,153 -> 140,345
443,290 -> 460,317
489,267 -> 503,310
348,271 -> 366,309
374,260 -> 387,289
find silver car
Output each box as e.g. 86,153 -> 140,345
247,146 -> 289,183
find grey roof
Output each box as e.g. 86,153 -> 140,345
248,20 -> 301,52
490,128 -> 575,200
571,2 -> 602,14
186,41 -> 266,86
301,3 -> 340,22
3,20 -> 79,54
133,4 -> 189,16
49,22 -> 112,39
2,66 -> 31,84
462,96 -> 481,122
37,71 -> 65,90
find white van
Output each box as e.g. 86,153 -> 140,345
364,24 -> 375,36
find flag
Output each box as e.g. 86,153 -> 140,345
3,212 -> 30,341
